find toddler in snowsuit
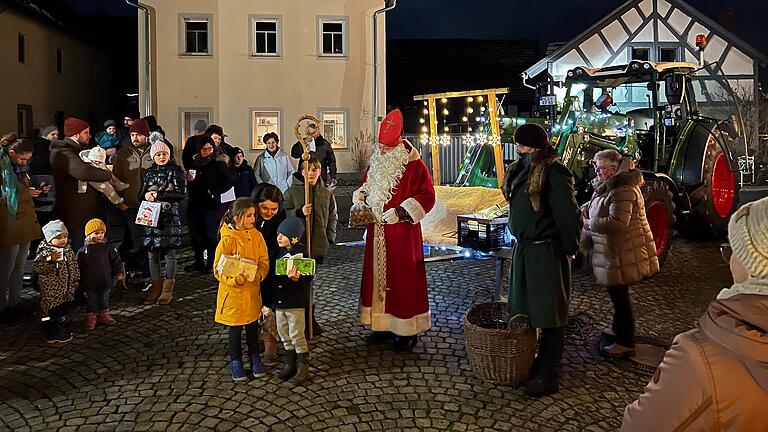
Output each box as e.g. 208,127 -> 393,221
77,218 -> 125,330
33,220 -> 80,344
78,147 -> 130,210
273,217 -> 313,385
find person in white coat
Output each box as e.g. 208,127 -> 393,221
254,132 -> 293,193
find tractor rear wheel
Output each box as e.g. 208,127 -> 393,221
642,179 -> 676,267
684,133 -> 739,237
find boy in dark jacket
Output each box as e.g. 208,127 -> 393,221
273,218 -> 313,385
77,219 -> 125,330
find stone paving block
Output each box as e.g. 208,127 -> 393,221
0,231 -> 733,431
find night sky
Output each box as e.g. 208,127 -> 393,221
62,0 -> 767,58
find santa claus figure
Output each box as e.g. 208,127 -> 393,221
355,109 -> 436,351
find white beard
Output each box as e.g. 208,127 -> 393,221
362,144 -> 410,219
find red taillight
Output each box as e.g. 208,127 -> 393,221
696,34 -> 708,49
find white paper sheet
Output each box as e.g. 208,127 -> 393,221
220,187 -> 236,203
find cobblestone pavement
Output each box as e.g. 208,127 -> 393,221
0,226 -> 732,432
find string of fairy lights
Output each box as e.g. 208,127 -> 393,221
418,95 -> 502,147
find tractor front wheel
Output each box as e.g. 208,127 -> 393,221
642,179 -> 676,267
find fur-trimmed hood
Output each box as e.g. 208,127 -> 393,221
503,146 -> 560,212
593,158 -> 643,196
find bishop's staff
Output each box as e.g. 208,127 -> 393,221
294,115 -> 320,339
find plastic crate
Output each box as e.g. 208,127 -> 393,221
457,215 -> 511,252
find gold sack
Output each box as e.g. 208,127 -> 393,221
349,203 -> 377,227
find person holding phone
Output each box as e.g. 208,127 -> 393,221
0,133 -> 42,322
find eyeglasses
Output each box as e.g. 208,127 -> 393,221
720,244 -> 732,264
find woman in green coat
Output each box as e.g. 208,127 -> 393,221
503,124 -> 581,397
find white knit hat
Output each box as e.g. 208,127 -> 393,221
42,220 -> 68,243
79,147 -> 107,165
728,196 -> 768,278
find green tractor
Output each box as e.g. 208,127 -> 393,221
530,61 -> 745,263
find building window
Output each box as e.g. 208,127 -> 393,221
180,109 -> 212,144
318,17 -> 347,57
630,47 -> 650,61
250,16 -> 281,57
319,110 -> 348,149
251,111 -> 281,150
17,105 -> 33,137
658,47 -> 681,62
56,48 -> 63,73
179,15 -> 213,55
18,33 -> 27,64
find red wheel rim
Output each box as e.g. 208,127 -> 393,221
647,202 -> 669,256
712,153 -> 736,218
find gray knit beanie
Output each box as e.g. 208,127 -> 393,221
42,220 -> 68,243
39,125 -> 58,139
728,197 -> 768,278
193,119 -> 208,132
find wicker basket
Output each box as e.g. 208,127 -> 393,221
464,290 -> 537,385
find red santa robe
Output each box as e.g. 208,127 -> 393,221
359,145 -> 436,336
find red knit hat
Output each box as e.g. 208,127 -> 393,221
378,109 -> 403,147
129,118 -> 150,137
64,117 -> 89,137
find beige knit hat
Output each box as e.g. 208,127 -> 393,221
728,196 -> 768,278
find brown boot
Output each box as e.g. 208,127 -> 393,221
157,279 -> 175,304
143,279 -> 163,304
263,332 -> 278,363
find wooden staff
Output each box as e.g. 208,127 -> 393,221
294,115 -> 320,339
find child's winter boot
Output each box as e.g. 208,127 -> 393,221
84,313 -> 97,331
275,349 -> 297,381
230,360 -> 248,382
250,354 -> 266,378
46,317 -> 73,344
290,352 -> 310,385
143,279 -> 163,304
97,309 -> 116,325
157,279 -> 175,304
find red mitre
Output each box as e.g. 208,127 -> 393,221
378,109 -> 403,147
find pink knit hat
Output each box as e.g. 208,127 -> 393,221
150,141 -> 170,159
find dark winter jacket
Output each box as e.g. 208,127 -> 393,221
504,148 -> 581,329
76,241 -> 124,291
112,141 -> 153,209
29,136 -> 52,176
234,160 -> 258,198
182,134 -> 204,170
291,135 -> 337,184
256,209 -> 287,309
33,242 -> 79,314
188,151 -> 236,210
284,173 -> 337,258
272,244 -> 313,310
139,162 -> 187,249
49,138 -> 112,230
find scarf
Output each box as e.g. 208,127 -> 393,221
0,149 -> 20,220
717,278 -> 768,300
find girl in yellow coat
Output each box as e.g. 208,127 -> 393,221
214,198 -> 270,382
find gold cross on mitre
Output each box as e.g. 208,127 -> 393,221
382,117 -> 396,134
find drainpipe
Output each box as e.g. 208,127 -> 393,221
372,0 -> 397,144
126,0 -> 151,116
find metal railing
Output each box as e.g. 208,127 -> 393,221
404,134 -> 518,185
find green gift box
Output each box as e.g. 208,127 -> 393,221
275,254 -> 316,276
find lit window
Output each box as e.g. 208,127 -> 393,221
252,111 -> 281,150
320,111 -> 347,149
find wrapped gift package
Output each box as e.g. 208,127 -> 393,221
216,254 -> 260,282
275,254 -> 316,276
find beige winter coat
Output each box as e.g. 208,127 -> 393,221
621,285 -> 768,431
584,159 -> 659,286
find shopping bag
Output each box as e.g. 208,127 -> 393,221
135,201 -> 162,227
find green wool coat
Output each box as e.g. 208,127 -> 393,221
505,156 -> 581,329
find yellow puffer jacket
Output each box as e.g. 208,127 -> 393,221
214,223 -> 270,326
